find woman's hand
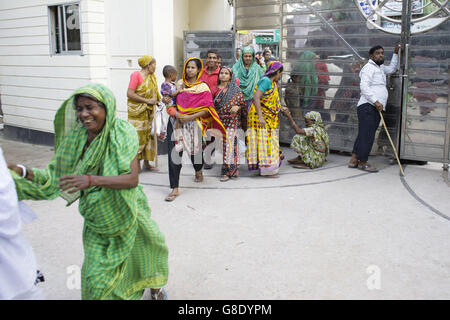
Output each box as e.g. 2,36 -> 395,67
7,164 -> 34,180
58,175 -> 91,193
8,164 -> 23,176
281,106 -> 292,118
146,98 -> 158,105
178,114 -> 193,124
230,106 -> 240,114
257,114 -> 266,128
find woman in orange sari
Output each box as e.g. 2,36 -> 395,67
165,57 -> 226,201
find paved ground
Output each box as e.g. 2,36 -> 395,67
1,132 -> 449,300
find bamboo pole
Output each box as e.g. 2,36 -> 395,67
379,110 -> 405,176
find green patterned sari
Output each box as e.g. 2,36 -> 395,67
10,83 -> 168,299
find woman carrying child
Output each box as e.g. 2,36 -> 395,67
165,58 -> 226,202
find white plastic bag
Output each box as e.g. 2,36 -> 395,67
151,102 -> 168,136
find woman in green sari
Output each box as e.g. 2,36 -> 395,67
8,83 -> 169,300
232,46 -> 264,132
296,50 -> 319,108
284,110 -> 330,169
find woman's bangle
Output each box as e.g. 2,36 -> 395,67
16,164 -> 27,178
87,175 -> 92,188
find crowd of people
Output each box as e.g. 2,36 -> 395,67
125,47 -> 334,201
2,44 -> 399,300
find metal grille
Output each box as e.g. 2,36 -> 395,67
280,0 -> 401,154
235,0 -> 281,30
233,0 -> 449,163
183,31 -> 235,68
400,19 -> 450,162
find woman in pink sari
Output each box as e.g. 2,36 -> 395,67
165,58 -> 225,202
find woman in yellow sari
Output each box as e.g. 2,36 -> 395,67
127,55 -> 168,171
247,61 -> 286,177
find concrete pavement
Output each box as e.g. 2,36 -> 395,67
1,132 -> 449,300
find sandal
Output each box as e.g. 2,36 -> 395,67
348,160 -> 359,168
358,163 -> 379,173
150,288 -> 167,300
194,171 -> 203,182
220,175 -> 230,182
165,192 -> 179,202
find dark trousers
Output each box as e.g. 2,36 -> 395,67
352,103 -> 381,162
167,120 -> 203,189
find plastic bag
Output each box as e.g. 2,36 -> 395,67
151,102 -> 168,137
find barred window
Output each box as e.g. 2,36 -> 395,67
48,3 -> 81,55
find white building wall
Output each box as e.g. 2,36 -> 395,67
105,0 -> 175,120
0,0 -> 106,133
0,0 -> 232,136
189,0 -> 233,31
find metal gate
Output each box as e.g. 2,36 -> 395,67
234,0 -> 450,164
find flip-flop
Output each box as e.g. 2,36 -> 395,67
348,162 -> 358,168
358,163 -> 379,173
150,288 -> 168,300
165,193 -> 179,202
220,175 -> 230,182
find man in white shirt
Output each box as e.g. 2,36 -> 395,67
0,147 -> 44,299
348,44 -> 401,172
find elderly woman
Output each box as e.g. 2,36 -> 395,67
127,55 -> 168,172
284,110 -> 330,169
214,66 -> 246,181
8,83 -> 169,300
232,46 -> 264,132
165,57 -> 226,202
246,61 -> 287,177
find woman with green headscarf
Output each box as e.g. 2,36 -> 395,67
8,83 -> 169,300
296,50 -> 319,108
232,46 -> 264,132
283,109 -> 330,169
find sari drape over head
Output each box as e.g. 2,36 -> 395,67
11,83 -> 168,299
232,46 -> 264,101
176,57 -> 226,140
296,51 -> 319,107
291,111 -> 329,168
247,64 -> 283,175
213,67 -> 246,177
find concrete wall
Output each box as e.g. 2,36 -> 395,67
189,0 -> 233,31
174,0 -> 190,74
